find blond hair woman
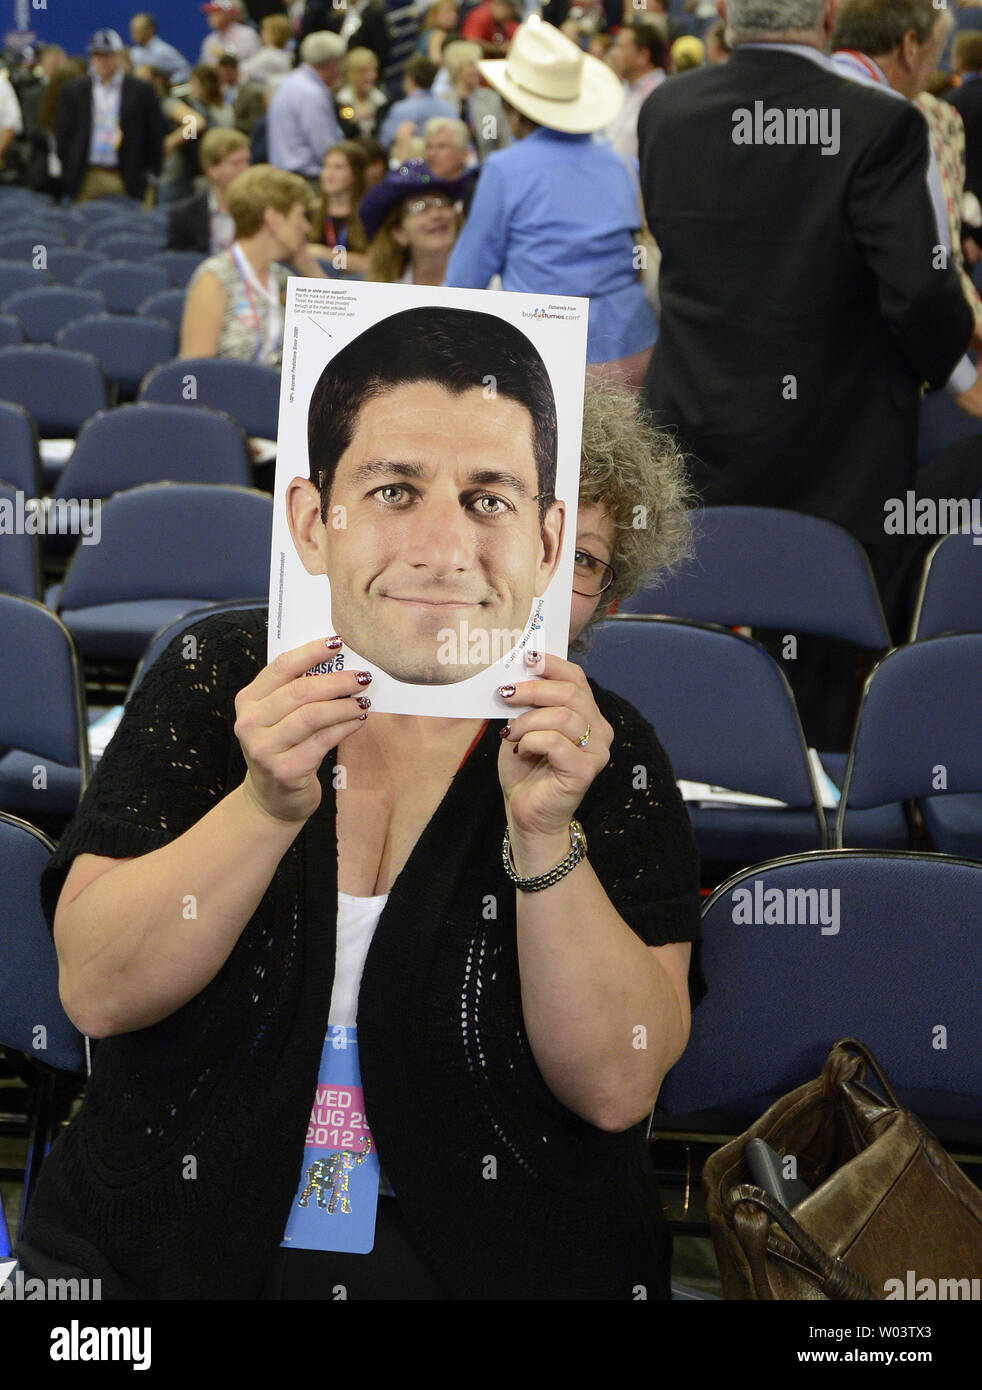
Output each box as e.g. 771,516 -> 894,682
180,165 -> 327,366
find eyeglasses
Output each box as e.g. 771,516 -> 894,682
403,195 -> 453,216
572,547 -> 616,598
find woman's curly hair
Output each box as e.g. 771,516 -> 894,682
571,375 -> 697,653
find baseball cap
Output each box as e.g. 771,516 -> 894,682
88,29 -> 125,55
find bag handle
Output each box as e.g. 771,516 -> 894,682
728,1184 -> 873,1300
826,1037 -> 904,1110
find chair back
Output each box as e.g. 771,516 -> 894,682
58,483 -> 272,608
581,616 -> 823,817
911,532 -> 982,640
140,357 -> 281,440
0,812 -> 86,1071
659,851 -> 982,1120
619,506 -> 891,648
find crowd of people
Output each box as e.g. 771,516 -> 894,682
4,0 -> 982,1302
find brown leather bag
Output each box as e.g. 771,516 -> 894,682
702,1038 -> 982,1300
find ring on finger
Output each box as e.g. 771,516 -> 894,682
576,723 -> 592,749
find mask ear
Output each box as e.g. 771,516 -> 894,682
286,476 -> 331,576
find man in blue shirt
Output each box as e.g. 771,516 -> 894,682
268,30 -> 345,180
378,56 -> 456,150
445,21 -> 657,385
128,13 -> 191,86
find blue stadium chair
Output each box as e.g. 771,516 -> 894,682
75,199 -> 144,225
56,315 -> 177,400
0,228 -> 68,259
834,635 -> 982,857
75,260 -> 170,314
3,219 -> 80,250
1,286 -> 106,344
56,483 -> 272,662
579,616 -> 827,863
0,812 -> 87,1241
17,208 -> 86,243
136,287 -> 186,329
52,403 -> 252,511
0,595 -> 89,820
0,261 -> 46,301
619,506 -> 891,649
0,400 -> 42,496
42,247 -> 107,285
0,480 -> 41,598
128,599 -> 267,699
151,249 -> 207,288
99,234 -> 166,262
140,357 -> 281,440
0,346 -> 108,438
0,312 -> 24,346
911,532 -> 982,640
657,851 -> 982,1126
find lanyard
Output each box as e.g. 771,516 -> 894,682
231,242 -> 274,364
835,50 -> 886,85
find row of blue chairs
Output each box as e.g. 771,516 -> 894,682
0,489 -> 271,820
621,503 -> 982,646
581,617 -> 982,861
0,353 -> 279,486
0,250 -> 202,302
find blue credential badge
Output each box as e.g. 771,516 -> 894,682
282,1025 -> 380,1253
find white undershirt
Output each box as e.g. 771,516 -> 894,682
330,890 -> 389,1027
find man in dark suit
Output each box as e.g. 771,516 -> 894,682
166,126 -> 251,253
301,0 -> 391,73
55,28 -> 165,203
638,0 -> 980,624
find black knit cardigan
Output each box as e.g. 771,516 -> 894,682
22,609 -> 705,1299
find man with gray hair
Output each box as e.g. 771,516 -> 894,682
637,0 -> 979,641
267,31 -> 346,178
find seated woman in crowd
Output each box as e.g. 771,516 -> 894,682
16,372 -> 702,1300
445,20 -> 658,390
334,47 -> 390,140
180,164 -> 328,366
308,140 -> 370,276
361,158 -> 467,284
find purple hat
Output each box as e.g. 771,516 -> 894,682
359,158 -> 472,243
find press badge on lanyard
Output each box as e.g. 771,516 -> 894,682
281,1025 -> 380,1253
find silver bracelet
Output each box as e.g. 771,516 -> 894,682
502,819 -> 587,892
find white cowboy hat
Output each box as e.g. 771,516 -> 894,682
478,18 -> 624,134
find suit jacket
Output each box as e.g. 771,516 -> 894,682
166,189 -> 209,254
637,48 -> 974,543
55,74 -> 165,201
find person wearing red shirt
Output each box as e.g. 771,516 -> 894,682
461,0 -> 519,57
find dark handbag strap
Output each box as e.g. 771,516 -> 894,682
728,1184 -> 873,1300
826,1037 -> 905,1109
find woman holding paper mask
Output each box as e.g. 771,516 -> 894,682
19,377 -> 704,1301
